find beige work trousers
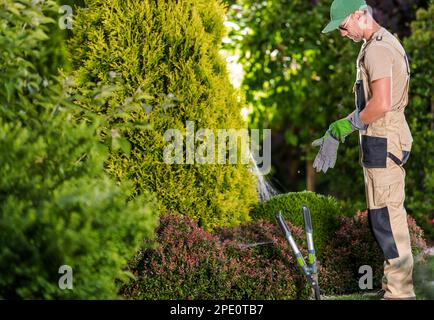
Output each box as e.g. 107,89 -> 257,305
363,159 -> 415,299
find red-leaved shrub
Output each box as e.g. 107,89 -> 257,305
120,213 -> 312,299
320,210 -> 428,294
217,219 -> 311,299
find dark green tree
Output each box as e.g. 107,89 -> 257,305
226,0 -> 433,224
225,0 -> 362,196
366,0 -> 430,38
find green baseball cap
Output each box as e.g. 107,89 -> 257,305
322,0 -> 367,33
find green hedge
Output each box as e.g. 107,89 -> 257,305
250,191 -> 346,258
67,0 -> 258,230
0,0 -> 158,299
0,118 -> 159,299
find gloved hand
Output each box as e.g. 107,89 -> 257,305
328,118 -> 354,143
312,130 -> 339,173
312,110 -> 367,173
329,110 -> 368,143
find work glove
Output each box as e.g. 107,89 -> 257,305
312,131 -> 339,173
312,110 -> 367,173
329,110 -> 368,143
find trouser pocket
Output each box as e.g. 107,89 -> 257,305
365,167 -> 406,262
372,180 -> 405,208
366,166 -> 405,208
361,135 -> 387,168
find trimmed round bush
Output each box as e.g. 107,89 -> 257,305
121,214 -> 311,299
250,191 -> 345,257
320,210 -> 428,295
67,0 -> 258,229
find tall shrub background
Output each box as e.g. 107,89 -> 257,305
404,2 -> 434,239
68,0 -> 258,230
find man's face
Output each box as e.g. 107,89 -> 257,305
338,14 -> 364,42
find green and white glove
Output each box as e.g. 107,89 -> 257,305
312,110 -> 367,173
312,131 -> 339,173
329,110 -> 368,143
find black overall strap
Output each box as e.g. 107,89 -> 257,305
388,152 -> 403,166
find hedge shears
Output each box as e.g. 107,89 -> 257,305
275,205 -> 321,300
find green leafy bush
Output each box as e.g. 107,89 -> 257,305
67,0 -> 258,229
250,191 -> 346,257
224,0 -> 364,194
0,116 -> 159,299
403,2 -> 434,240
0,0 -> 158,299
121,214 -> 311,299
414,255 -> 434,300
320,211 -> 427,295
226,0 -> 434,245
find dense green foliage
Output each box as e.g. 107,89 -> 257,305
251,191 -> 345,257
226,0 -> 433,239
67,0 -> 258,230
414,256 -> 434,300
225,0 -> 363,195
0,0 -> 158,299
403,2 -> 434,239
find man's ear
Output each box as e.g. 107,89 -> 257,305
353,10 -> 365,20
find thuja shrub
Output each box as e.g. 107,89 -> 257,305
67,0 -> 258,229
320,211 -> 427,295
250,191 -> 345,258
0,0 -> 158,299
121,214 -> 311,299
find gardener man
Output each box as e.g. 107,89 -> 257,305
313,0 -> 415,299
